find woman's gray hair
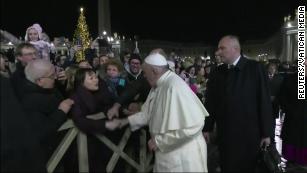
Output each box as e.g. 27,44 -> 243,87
25,59 -> 54,83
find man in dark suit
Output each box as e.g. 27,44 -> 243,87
203,35 -> 274,171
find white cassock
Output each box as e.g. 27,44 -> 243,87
128,70 -> 209,172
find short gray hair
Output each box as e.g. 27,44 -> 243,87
222,35 -> 241,50
25,59 -> 54,83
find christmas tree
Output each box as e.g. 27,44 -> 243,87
73,7 -> 91,62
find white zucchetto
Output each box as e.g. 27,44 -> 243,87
144,53 -> 168,66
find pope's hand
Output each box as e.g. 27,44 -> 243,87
203,132 -> 210,143
105,119 -> 121,131
118,118 -> 129,128
148,138 -> 157,152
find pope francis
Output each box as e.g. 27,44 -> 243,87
119,52 -> 209,172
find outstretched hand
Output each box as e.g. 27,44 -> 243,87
107,103 -> 121,120
105,119 -> 121,131
105,118 -> 129,131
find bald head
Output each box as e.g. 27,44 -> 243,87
25,59 -> 54,83
216,35 -> 241,64
222,35 -> 241,49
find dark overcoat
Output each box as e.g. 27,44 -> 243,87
1,76 -> 46,172
204,57 -> 274,171
20,79 -> 67,162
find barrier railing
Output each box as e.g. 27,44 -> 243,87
47,119 -> 153,173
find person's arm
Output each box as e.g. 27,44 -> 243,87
117,79 -> 143,105
257,63 -> 274,146
203,70 -> 217,132
154,125 -> 203,153
21,97 -> 72,140
71,100 -> 107,134
108,78 -> 149,119
107,102 -> 121,119
202,117 -> 214,143
127,111 -> 150,131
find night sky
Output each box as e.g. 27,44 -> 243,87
1,0 -> 302,44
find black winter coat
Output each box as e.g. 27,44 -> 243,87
1,76 -> 46,172
20,80 -> 67,162
204,57 -> 274,171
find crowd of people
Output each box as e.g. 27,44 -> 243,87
1,23 -> 306,172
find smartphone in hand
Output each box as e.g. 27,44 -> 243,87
55,66 -> 66,81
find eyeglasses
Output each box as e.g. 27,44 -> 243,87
130,62 -> 141,65
21,52 -> 38,57
40,72 -> 57,80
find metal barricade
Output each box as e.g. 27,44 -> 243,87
47,119 -> 153,173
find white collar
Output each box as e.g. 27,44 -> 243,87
156,70 -> 171,87
232,56 -> 241,66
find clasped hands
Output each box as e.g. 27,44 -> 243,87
106,103 -> 157,152
105,118 -> 129,131
105,102 -> 141,131
105,103 -> 127,131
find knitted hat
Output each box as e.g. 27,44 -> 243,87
25,23 -> 43,41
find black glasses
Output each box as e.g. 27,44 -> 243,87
22,52 -> 38,57
130,62 -> 141,65
40,72 -> 57,80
